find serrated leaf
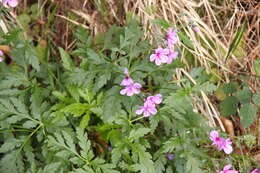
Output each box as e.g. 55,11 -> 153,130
23,120 -> 38,129
25,46 -> 40,71
239,104 -> 257,128
43,162 -> 61,172
99,163 -> 120,173
220,96 -> 239,117
59,47 -> 74,71
222,83 -> 238,94
61,103 -> 89,117
129,128 -> 151,142
79,113 -> 90,129
111,147 -> 122,164
62,131 -> 76,153
186,156 -> 204,173
252,94 -> 260,106
86,48 -> 103,64
10,97 -> 28,114
131,144 -> 156,173
76,128 -> 93,159
235,87 -> 252,104
0,150 -> 22,173
0,139 -> 19,153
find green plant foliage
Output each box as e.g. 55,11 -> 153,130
220,96 -> 239,116
0,13 -> 257,173
239,104 -> 257,128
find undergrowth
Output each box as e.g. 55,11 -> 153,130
0,1 -> 259,173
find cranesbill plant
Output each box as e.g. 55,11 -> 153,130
0,15 -> 257,173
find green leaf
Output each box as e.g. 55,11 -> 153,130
86,48 -> 104,64
129,128 -> 151,142
43,162 -> 61,172
235,87 -> 252,104
23,120 -> 38,129
239,104 -> 257,128
25,46 -> 40,71
0,139 -> 19,153
0,150 -> 23,173
59,47 -> 74,71
252,94 -> 260,106
220,96 -> 239,116
222,82 -> 238,94
17,14 -> 31,28
10,97 -> 28,114
76,128 -> 94,160
131,144 -> 156,173
61,103 -> 89,117
225,23 -> 246,60
177,32 -> 194,49
94,73 -> 111,93
186,156 -> 204,173
79,113 -> 91,129
151,19 -> 170,29
253,59 -> 260,76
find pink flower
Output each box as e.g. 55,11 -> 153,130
192,26 -> 200,32
124,68 -> 129,76
120,82 -> 141,96
146,94 -> 162,105
166,28 -> 179,48
166,50 -> 178,64
3,0 -> 18,7
0,50 -> 4,62
120,76 -> 134,86
150,48 -> 169,66
135,101 -> 157,117
251,168 -> 260,173
135,94 -> 163,117
222,138 -> 233,154
219,165 -> 238,173
209,130 -> 233,154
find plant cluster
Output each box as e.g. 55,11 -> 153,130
0,2 -> 259,173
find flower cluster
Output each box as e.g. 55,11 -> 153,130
219,165 -> 238,173
150,28 -> 178,66
135,94 -> 162,117
209,130 -> 233,154
120,68 -> 142,96
0,50 -> 4,62
2,0 -> 18,7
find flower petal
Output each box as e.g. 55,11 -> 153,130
228,171 -> 238,173
149,106 -> 157,115
143,110 -> 151,117
209,130 -> 219,141
8,0 -> 18,7
155,59 -> 162,66
223,144 -> 233,154
223,164 -> 232,171
150,54 -> 156,61
135,107 -> 144,115
120,77 -> 134,86
120,88 -> 127,95
133,83 -> 142,89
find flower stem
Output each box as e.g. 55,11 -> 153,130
130,116 -> 144,123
